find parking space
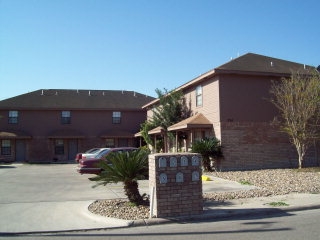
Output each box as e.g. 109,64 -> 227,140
0,163 -> 149,204
0,163 -> 259,233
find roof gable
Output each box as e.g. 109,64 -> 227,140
168,113 -> 213,131
0,89 -> 155,110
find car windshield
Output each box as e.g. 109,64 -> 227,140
85,148 -> 100,154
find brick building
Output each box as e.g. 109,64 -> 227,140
143,53 -> 320,170
0,89 -> 154,163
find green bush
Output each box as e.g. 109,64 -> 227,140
191,137 -> 223,172
90,148 -> 149,206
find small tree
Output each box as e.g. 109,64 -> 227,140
90,148 -> 149,206
140,120 -> 156,147
191,137 -> 223,172
141,88 -> 191,152
270,70 -> 320,169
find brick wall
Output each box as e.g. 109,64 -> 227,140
149,153 -> 203,218
219,122 -> 320,170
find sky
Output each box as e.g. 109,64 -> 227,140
0,0 -> 319,100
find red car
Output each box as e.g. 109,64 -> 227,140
77,147 -> 138,174
75,148 -> 107,163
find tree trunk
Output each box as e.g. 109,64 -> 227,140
163,131 -> 169,153
295,141 -> 305,169
202,156 -> 212,172
123,180 -> 143,205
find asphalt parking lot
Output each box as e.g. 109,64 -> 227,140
0,163 -> 140,204
0,163 -> 147,233
0,163 -> 258,233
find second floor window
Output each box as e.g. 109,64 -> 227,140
112,111 -> 121,124
8,111 -> 18,124
1,140 -> 11,155
61,111 -> 71,124
196,85 -> 203,107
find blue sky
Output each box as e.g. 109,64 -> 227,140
1,0 -> 319,100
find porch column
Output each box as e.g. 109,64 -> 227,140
190,130 -> 193,152
175,131 -> 178,152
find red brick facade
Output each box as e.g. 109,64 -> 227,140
0,90 -> 153,163
149,153 -> 203,218
144,53 -> 320,170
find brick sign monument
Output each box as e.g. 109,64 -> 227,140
149,153 -> 203,218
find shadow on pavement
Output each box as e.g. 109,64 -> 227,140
0,165 -> 16,169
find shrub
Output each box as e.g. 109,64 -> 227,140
191,137 -> 223,172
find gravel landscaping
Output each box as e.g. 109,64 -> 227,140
88,168 -> 320,220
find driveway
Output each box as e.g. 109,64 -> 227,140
0,163 -> 143,203
0,163 -> 142,233
0,163 -> 257,233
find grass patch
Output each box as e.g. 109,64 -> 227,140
239,179 -> 253,185
268,201 -> 289,207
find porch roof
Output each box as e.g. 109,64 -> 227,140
167,113 -> 213,131
0,130 -> 32,139
148,126 -> 165,135
134,131 -> 142,137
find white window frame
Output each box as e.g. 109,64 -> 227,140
8,110 -> 18,124
112,111 -> 121,124
196,85 -> 203,107
61,111 -> 71,124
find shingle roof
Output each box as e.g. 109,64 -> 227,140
215,53 -> 313,75
143,53 -> 315,109
0,89 -> 155,110
168,113 -> 213,131
148,126 -> 165,135
0,130 -> 32,139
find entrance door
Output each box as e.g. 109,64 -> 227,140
68,140 -> 78,162
15,140 -> 26,162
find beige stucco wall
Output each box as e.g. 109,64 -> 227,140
182,75 -> 221,139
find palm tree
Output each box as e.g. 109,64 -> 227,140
90,148 -> 149,206
191,137 -> 223,172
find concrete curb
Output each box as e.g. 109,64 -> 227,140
1,203 -> 320,236
130,203 -> 320,227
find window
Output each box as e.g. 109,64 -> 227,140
1,140 -> 11,155
61,111 -> 71,124
54,139 -> 64,155
105,138 -> 115,147
196,86 -> 202,107
8,111 -> 18,124
112,111 -> 121,124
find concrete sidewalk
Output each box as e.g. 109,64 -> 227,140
0,173 -> 320,234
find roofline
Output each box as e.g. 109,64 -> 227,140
142,69 -> 216,109
214,69 -> 293,77
0,107 -> 147,111
142,63 -> 315,109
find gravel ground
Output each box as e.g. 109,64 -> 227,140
88,168 -> 320,220
204,168 -> 320,201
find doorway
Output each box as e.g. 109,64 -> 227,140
68,140 -> 78,162
15,140 -> 26,162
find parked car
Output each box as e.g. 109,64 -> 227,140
75,148 -> 107,162
77,147 -> 138,174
